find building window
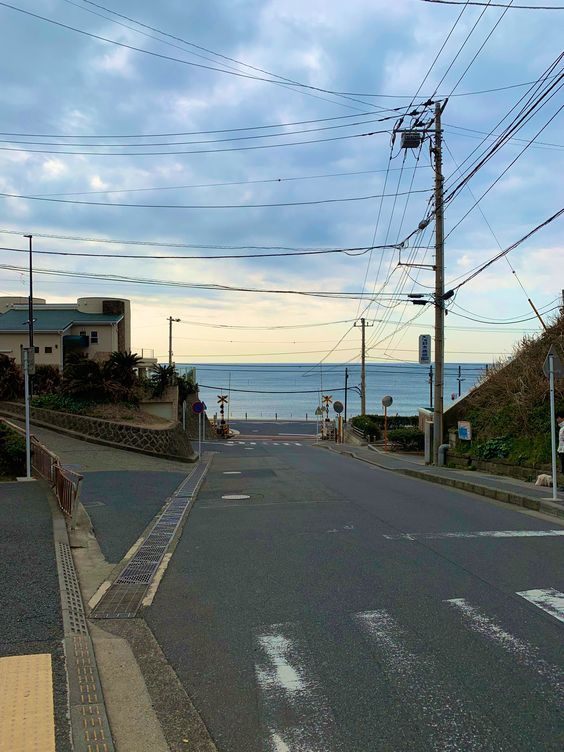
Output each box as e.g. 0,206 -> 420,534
90,331 -> 98,344
45,346 -> 52,354
34,346 -> 39,354
79,330 -> 86,336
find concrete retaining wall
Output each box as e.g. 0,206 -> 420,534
0,401 -> 195,462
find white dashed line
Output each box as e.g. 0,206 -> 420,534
516,588 -> 564,624
446,598 -> 563,694
384,530 -> 564,541
254,622 -> 340,752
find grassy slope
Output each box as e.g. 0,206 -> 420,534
456,312 -> 564,467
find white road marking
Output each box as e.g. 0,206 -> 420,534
384,529 -> 564,541
223,471 -> 241,475
294,443 -> 302,446
273,442 -> 279,446
354,610 -> 494,750
516,588 -> 564,624
254,622 -> 340,752
446,598 -> 563,695
250,442 -> 257,445
222,494 -> 250,500
283,442 -> 290,446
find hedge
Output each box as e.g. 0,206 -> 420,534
387,428 -> 425,452
0,422 -> 26,478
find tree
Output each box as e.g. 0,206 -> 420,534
0,354 -> 24,400
178,372 -> 198,403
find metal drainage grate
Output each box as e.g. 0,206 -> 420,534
92,455 -> 212,619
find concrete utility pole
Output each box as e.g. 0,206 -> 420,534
168,316 -> 180,366
433,101 -> 445,465
344,367 -> 349,424
354,317 -> 373,416
24,234 -> 34,397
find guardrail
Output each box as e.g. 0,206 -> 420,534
1,418 -> 83,521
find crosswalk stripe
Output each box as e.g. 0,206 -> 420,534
446,598 -> 563,695
384,529 -> 564,541
516,588 -> 564,624
354,609 -> 493,749
254,622 -> 340,752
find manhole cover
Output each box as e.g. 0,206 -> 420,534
222,494 -> 251,500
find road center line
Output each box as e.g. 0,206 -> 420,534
516,588 -> 564,624
446,598 -> 563,694
384,530 -> 564,541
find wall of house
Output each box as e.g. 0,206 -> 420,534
0,297 -> 46,314
68,323 -> 118,360
0,332 -> 63,368
77,297 -> 131,351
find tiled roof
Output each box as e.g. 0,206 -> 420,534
0,308 -> 122,333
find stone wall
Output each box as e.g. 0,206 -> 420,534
0,401 -> 195,462
446,451 -> 563,482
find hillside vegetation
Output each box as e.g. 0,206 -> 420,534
451,311 -> 564,467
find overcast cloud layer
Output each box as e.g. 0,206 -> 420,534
1,0 -> 562,364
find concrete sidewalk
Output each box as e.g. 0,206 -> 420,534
321,442 -> 564,519
0,481 -> 72,752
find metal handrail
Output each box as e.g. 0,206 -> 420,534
1,418 -> 83,519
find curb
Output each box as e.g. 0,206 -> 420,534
399,468 -> 564,520
318,444 -> 564,521
0,408 -> 197,463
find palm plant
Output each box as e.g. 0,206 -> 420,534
106,351 -> 142,388
150,364 -> 176,397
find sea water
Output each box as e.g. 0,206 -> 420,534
177,362 -> 486,420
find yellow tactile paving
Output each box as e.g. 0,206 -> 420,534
0,653 -> 56,752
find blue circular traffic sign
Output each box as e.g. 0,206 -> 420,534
192,401 -> 205,414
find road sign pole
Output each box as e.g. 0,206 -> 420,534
198,411 -> 202,462
549,353 -> 558,501
384,404 -> 388,452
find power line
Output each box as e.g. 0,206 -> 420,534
444,123 -> 563,149
0,244 -> 395,261
0,263 -> 419,300
0,228 -> 384,251
30,166 -> 431,199
419,1 -> 564,8
450,208 -> 564,290
0,113 -> 405,147
0,127 -> 390,156
0,185 -> 428,210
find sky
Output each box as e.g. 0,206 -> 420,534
0,0 -> 562,366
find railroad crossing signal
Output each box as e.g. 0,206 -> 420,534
322,395 -> 332,405
217,395 -> 229,404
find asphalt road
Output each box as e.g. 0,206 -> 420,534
146,442 -> 564,752
229,419 -> 317,437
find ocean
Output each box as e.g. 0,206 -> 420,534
177,362 -> 486,420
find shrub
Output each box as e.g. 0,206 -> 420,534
33,365 -> 61,395
387,428 -> 424,452
351,415 -> 381,440
474,437 -> 511,461
0,422 -> 26,477
31,394 -> 94,414
0,354 -> 24,400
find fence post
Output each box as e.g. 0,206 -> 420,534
70,476 -> 83,530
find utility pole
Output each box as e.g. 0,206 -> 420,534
344,367 -> 349,424
428,364 -> 433,409
24,234 -> 34,397
457,364 -> 465,398
168,316 -> 180,366
354,317 -> 373,416
433,101 -> 445,465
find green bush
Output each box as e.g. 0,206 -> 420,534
474,437 -> 511,461
0,423 -> 26,477
351,415 -> 382,440
387,428 -> 424,452
31,394 -> 94,414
